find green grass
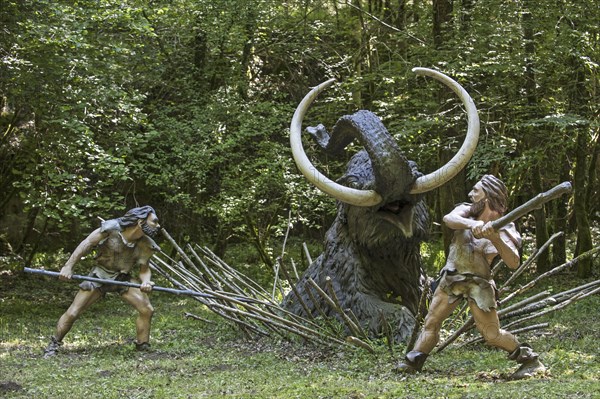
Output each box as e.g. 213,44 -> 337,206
1,271 -> 599,399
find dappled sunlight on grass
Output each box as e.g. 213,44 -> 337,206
1,272 -> 599,398
0,338 -> 33,350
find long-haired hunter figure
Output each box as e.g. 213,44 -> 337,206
395,175 -> 546,380
43,206 -> 161,357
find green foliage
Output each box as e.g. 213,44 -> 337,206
1,0 -> 157,232
1,0 -> 599,273
420,240 -> 447,276
12,131 -> 130,230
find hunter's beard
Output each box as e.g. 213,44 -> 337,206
141,221 -> 159,238
468,198 -> 486,219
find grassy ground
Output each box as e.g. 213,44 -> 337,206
1,270 -> 599,399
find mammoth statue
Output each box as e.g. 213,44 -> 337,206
283,68 -> 480,341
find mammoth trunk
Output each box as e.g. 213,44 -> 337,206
310,110 -> 416,197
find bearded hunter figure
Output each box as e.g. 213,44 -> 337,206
395,175 -> 546,380
43,206 -> 161,357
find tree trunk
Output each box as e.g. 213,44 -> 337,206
347,0 -> 378,108
551,159 -> 571,266
531,167 -> 551,271
351,0 -> 366,108
212,226 -> 229,259
432,0 -> 453,48
564,18 -> 593,278
459,0 -> 474,32
16,207 -> 40,256
585,131 -> 600,217
432,0 -> 458,254
522,5 -> 551,271
24,215 -> 48,268
244,214 -> 274,269
439,142 -> 467,255
237,9 -> 258,100
394,0 -> 406,30
573,130 -> 593,277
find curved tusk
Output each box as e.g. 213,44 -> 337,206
409,68 -> 480,194
290,79 -> 383,207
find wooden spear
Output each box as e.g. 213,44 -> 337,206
490,182 -> 572,230
24,267 -> 258,303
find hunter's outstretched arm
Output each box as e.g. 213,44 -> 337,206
60,228 -> 106,280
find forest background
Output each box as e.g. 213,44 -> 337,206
1,0 -> 599,280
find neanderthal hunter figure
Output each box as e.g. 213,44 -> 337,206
43,206 -> 161,357
395,175 -> 546,380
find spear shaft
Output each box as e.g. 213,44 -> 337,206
23,267 -> 260,304
491,181 -> 572,230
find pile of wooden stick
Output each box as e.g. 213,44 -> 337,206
150,229 -> 373,351
152,228 -> 599,354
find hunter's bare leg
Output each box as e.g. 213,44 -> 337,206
44,289 -> 102,357
55,289 -> 103,341
413,289 -> 460,353
469,301 -> 518,352
470,301 -> 545,379
395,289 -> 459,373
121,287 -> 154,349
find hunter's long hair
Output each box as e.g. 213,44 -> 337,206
117,206 -> 156,228
480,175 -> 508,215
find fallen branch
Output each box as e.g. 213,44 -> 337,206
500,245 -> 600,306
502,285 -> 600,330
272,211 -> 293,300
406,279 -> 430,352
306,278 -> 373,351
459,323 -> 549,347
307,278 -> 363,339
184,312 -> 213,323
497,290 -> 551,317
197,245 -> 273,300
150,259 -> 261,338
152,231 -> 363,349
435,317 -> 474,354
325,277 -> 370,341
379,310 -> 394,356
500,298 -> 557,321
499,232 -> 563,292
550,279 -> 600,302
277,257 -> 315,321
346,336 -> 375,353
305,283 -> 339,333
290,258 -> 300,281
302,242 -> 313,266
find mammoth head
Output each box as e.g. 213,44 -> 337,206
289,68 -> 480,237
